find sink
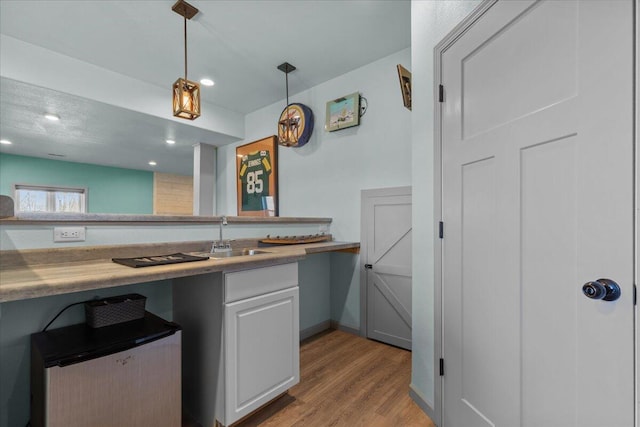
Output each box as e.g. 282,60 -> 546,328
212,248 -> 269,258
193,249 -> 270,259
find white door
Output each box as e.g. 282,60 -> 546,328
361,187 -> 412,350
440,1 -> 634,426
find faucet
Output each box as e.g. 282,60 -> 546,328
219,215 -> 225,242
212,216 -> 232,253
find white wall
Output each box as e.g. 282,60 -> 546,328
410,0 -> 481,419
217,48 -> 413,329
0,223 -> 326,250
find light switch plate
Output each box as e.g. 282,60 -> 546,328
54,226 -> 86,242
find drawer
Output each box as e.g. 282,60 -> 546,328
224,262 -> 298,303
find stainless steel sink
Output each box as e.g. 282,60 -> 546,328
193,249 -> 270,259
212,248 -> 269,258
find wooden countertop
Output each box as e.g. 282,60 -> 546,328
0,241 -> 359,303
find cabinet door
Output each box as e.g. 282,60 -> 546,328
224,287 -> 299,424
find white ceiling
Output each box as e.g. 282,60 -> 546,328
0,78 -> 234,175
0,0 -> 410,175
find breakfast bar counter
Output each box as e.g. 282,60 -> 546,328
0,240 -> 360,303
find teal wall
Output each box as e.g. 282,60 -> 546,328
0,153 -> 153,214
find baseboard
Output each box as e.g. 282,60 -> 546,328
299,320 -> 360,341
300,320 -> 331,341
329,320 -> 360,336
409,384 -> 438,426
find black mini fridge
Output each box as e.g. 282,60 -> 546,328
30,311 -> 182,427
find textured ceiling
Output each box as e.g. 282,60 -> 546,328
0,78 -> 236,175
0,0 -> 411,175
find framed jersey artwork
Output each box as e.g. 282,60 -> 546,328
236,136 -> 278,217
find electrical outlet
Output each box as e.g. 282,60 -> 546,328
54,226 -> 86,242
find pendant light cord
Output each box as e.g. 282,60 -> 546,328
277,62 -> 297,145
285,68 -> 290,115
184,14 -> 188,80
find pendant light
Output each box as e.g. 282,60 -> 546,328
277,62 -> 299,146
172,0 -> 200,120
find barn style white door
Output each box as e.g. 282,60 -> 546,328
362,187 -> 412,350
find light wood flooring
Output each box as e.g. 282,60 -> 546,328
232,329 -> 435,427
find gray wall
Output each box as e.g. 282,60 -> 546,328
217,48 -> 413,330
410,0 -> 483,415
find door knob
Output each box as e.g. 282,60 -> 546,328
582,278 -> 621,301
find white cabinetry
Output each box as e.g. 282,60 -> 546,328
173,262 -> 299,427
225,287 -> 299,422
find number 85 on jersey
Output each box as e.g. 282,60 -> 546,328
238,150 -> 272,212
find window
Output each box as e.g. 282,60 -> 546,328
14,184 -> 87,213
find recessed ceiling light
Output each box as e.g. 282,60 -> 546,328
148,161 -> 157,166
44,113 -> 60,121
200,78 -> 214,87
166,139 -> 176,145
0,139 -> 12,145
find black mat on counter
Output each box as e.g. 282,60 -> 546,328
112,253 -> 209,268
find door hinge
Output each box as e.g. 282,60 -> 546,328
364,264 -> 373,270
439,358 -> 445,376
438,84 -> 444,102
439,221 -> 444,239
634,284 -> 637,306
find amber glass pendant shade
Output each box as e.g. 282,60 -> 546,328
173,78 -> 200,120
278,106 -> 300,146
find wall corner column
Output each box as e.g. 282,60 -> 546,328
193,143 -> 216,216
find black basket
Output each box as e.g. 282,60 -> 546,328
84,294 -> 147,328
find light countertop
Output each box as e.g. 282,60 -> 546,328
0,241 -> 359,303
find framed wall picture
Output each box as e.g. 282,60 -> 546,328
396,64 -> 412,110
236,136 -> 278,217
325,92 -> 360,132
